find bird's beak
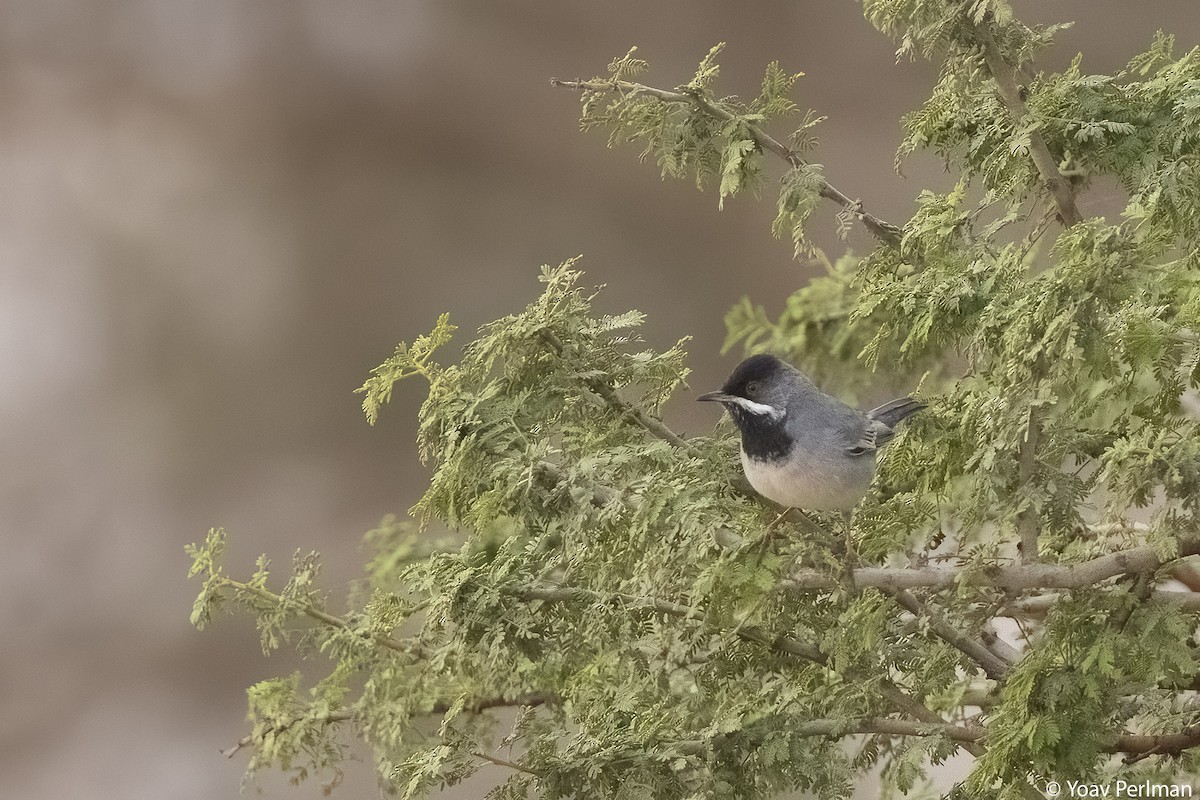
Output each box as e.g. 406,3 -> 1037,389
696,391 -> 735,404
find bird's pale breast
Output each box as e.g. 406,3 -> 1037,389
741,447 -> 875,511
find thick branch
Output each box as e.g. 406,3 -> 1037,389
1008,590 -> 1200,618
791,717 -> 984,741
702,511 -> 1006,681
970,24 -> 1082,227
550,77 -> 902,247
671,718 -> 1200,759
979,627 -> 1023,665
671,718 -> 985,757
785,540 -> 1200,591
1117,728 -> 1200,761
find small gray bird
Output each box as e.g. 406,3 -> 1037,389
697,354 -> 923,510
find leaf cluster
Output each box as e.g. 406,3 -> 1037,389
575,44 -> 829,255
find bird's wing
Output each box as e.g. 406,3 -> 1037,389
843,417 -> 892,457
844,397 -> 924,456
801,389 -> 909,459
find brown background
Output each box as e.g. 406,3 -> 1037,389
3,2 -> 1197,797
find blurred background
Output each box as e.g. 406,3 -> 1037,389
2,1 -> 1197,797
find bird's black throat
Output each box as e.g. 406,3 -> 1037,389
728,406 -> 792,462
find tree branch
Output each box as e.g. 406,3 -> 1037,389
671,718 -> 1200,759
978,626 -> 1023,665
472,751 -> 543,776
221,711 -> 353,759
1118,728 -> 1200,762
887,589 -> 1013,680
1017,406 -> 1042,563
970,23 -> 1082,227
550,77 -> 902,247
534,334 -> 829,537
511,583 -> 979,754
970,18 -> 1088,570
784,540 -> 1200,591
517,583 -> 821,659
537,329 -> 695,451
221,694 -> 557,760
670,717 -> 985,754
1008,590 -> 1200,618
220,577 -> 416,657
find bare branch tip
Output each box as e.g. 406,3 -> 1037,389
221,737 -> 251,759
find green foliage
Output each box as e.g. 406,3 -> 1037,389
189,3 -> 1200,799
574,43 -> 829,251
357,312 -> 457,425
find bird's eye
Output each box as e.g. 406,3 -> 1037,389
745,381 -> 760,396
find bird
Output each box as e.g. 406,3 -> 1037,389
697,353 -> 924,511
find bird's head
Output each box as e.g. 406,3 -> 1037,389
697,353 -> 808,426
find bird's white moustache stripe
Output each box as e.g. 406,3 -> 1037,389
728,396 -> 785,420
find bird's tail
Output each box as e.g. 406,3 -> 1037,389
867,397 -> 925,429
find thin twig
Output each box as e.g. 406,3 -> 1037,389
221,578 -> 413,656
1017,406 -> 1042,563
537,329 -> 695,451
537,329 -> 827,537
550,77 -> 902,247
1110,573 -> 1155,633
222,711 -> 353,759
222,695 -> 557,759
887,589 -> 1012,680
472,751 -> 543,776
